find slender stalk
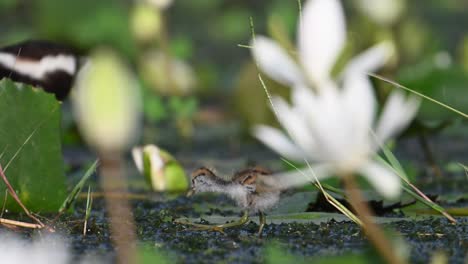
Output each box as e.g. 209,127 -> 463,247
83,186 -> 93,236
418,132 -> 443,179
79,191 -> 149,200
0,217 -> 43,229
369,73 -> 468,119
100,154 -> 137,264
0,163 -> 46,229
1,189 -> 8,218
158,12 -> 175,94
342,174 -> 403,264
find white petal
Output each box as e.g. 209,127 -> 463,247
342,41 -> 394,77
359,161 -> 401,199
252,125 -> 305,162
375,91 -> 421,143
261,163 -> 333,190
251,36 -> 305,86
307,85 -> 351,162
271,96 -> 318,158
291,84 -> 316,106
131,147 -> 144,173
342,73 -> 376,146
298,0 -> 346,86
144,144 -> 164,170
291,84 -> 318,123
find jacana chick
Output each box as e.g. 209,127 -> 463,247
180,166 -> 281,237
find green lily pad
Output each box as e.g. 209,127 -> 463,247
175,212 -> 418,225
0,79 -> 67,212
269,191 -> 317,214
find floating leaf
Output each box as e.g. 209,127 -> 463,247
269,192 -> 316,214
176,212 -> 411,225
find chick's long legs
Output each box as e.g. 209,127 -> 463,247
176,211 -> 268,238
257,211 -> 266,238
175,211 -> 249,234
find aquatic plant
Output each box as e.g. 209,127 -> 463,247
251,0 -> 391,92
72,49 -> 142,264
132,144 -> 189,192
251,0 -> 420,199
250,0 -> 421,263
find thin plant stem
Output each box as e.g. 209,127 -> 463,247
402,183 -> 456,223
0,217 -> 43,229
369,73 -> 468,119
0,163 -> 46,229
158,12 -> 175,94
4,105 -> 59,172
1,189 -> 8,218
100,154 -> 137,264
342,174 -> 403,264
79,192 -> 149,200
280,158 -> 362,225
460,163 -> 468,179
374,133 -> 456,223
59,159 -> 99,214
418,132 -> 443,179
83,185 -> 93,236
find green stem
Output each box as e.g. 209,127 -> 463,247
258,211 -> 266,238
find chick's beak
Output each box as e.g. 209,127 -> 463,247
186,188 -> 195,197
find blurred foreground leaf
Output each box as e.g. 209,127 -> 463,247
72,49 -> 141,153
0,79 -> 66,212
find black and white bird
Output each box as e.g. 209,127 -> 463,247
0,40 -> 79,100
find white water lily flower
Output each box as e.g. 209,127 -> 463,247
253,75 -> 420,198
251,0 -> 421,199
251,0 -> 393,90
